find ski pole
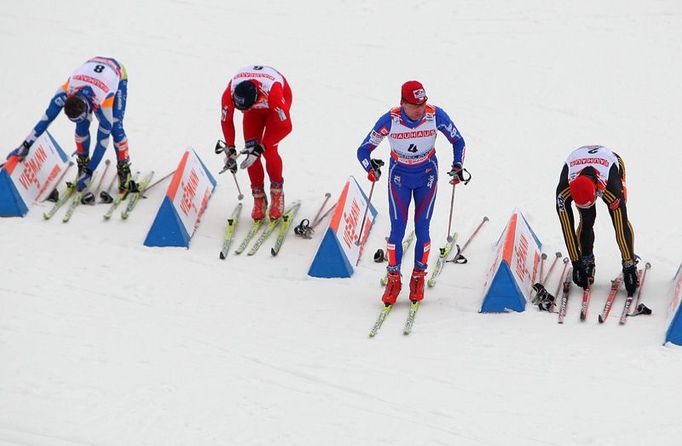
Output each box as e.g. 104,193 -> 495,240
542,252 -> 563,285
38,161 -> 74,202
312,203 -> 337,229
446,182 -> 457,242
538,253 -> 547,286
631,262 -> 652,314
93,159 -> 111,195
145,170 -> 176,192
355,181 -> 376,246
231,171 -> 244,200
553,257 -> 570,298
448,216 -> 489,263
311,192 -> 332,227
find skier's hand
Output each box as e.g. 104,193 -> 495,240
240,140 -> 264,170
7,141 -> 31,161
572,260 -> 589,289
220,146 -> 238,174
367,159 -> 384,182
76,168 -> 93,192
448,163 -> 465,185
622,260 -> 639,296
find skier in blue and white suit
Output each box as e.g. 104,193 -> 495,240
7,57 -> 134,194
357,80 -> 467,305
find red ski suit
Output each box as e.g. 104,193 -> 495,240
221,66 -> 292,189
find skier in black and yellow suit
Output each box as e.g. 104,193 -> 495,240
556,145 -> 639,296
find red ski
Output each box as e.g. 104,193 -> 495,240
580,287 -> 592,321
598,275 -> 623,324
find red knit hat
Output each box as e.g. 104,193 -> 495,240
401,80 -> 427,105
569,175 -> 597,207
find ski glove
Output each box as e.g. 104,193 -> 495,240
623,260 -> 639,296
367,158 -> 384,182
448,162 -> 464,185
572,259 -> 590,289
240,140 -> 264,170
222,146 -> 238,174
7,141 -> 31,161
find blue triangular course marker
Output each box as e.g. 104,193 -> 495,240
143,196 -> 191,247
0,169 -> 28,217
308,227 -> 354,278
480,261 -> 527,313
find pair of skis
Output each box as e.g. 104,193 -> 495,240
103,171 -> 155,221
369,301 -> 420,337
43,171 -> 99,222
222,201 -> 301,258
557,262 -> 652,324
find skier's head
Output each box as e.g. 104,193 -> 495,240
401,80 -> 428,106
64,93 -> 90,123
569,171 -> 598,209
232,80 -> 258,111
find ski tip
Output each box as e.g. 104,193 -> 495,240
219,252 -> 226,260
598,315 -> 605,324
270,248 -> 278,256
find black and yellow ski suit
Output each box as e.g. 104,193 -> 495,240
555,149 -> 636,265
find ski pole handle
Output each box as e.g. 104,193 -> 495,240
355,181 -> 376,246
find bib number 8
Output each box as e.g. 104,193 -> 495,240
93,64 -> 105,73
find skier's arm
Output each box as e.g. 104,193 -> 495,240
261,82 -> 292,150
435,106 -> 466,166
220,81 -> 236,147
556,164 -> 581,263
22,85 -> 69,146
357,112 -> 391,173
603,164 -> 636,263
87,95 -> 114,171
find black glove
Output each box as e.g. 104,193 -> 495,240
448,162 -> 465,185
240,140 -> 264,169
367,159 -> 384,182
572,259 -> 589,289
622,260 -> 639,296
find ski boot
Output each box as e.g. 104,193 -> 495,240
382,270 -> 402,305
409,268 -> 427,302
251,187 -> 268,221
117,160 -> 137,195
269,182 -> 284,220
583,254 -> 596,286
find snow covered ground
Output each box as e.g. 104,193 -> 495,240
2,1 -> 682,445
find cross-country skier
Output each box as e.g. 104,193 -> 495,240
357,80 -> 466,305
556,145 -> 639,296
6,57 -> 134,194
220,65 -> 293,221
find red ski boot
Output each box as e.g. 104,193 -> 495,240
382,271 -> 402,305
409,268 -> 427,302
269,184 -> 284,220
251,187 -> 268,221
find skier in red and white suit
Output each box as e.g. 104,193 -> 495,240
220,65 -> 293,221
